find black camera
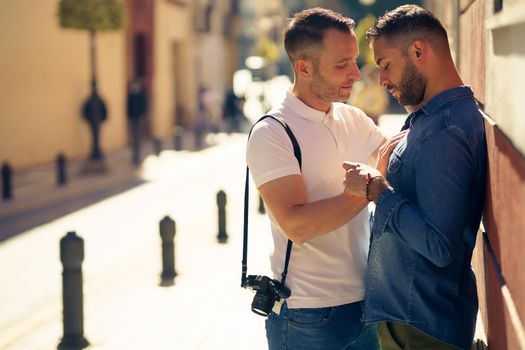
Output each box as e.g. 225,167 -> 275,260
242,275 -> 291,317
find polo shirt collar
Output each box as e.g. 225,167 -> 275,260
284,91 -> 332,123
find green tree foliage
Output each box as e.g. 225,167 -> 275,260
354,14 -> 376,66
58,0 -> 125,32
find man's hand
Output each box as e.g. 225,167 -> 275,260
342,162 -> 381,197
376,130 -> 409,176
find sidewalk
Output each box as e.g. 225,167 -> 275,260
0,133 -> 206,241
0,132 -> 271,350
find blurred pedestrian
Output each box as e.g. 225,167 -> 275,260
246,7 -> 386,350
127,78 -> 148,165
343,5 -> 487,350
193,86 -> 208,149
223,88 -> 243,133
201,86 -> 223,133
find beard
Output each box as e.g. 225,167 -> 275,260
309,65 -> 351,103
390,59 -> 426,106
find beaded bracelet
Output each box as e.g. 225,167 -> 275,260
366,173 -> 372,201
366,175 -> 383,202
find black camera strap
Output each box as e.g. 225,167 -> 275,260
242,115 -> 302,289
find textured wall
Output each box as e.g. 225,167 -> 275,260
459,1 -> 525,349
0,0 -> 127,168
152,0 -> 196,137
426,0 -> 525,348
457,0 -> 486,104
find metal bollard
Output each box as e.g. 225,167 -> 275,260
58,231 -> 89,350
217,190 -> 228,243
2,161 -> 12,200
153,138 -> 162,156
159,216 -> 177,286
57,153 -> 67,186
258,195 -> 266,214
173,126 -> 184,151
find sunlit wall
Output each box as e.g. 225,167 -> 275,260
0,0 -> 127,168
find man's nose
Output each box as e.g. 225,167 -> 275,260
351,64 -> 361,81
379,74 -> 389,88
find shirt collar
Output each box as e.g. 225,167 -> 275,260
419,85 -> 474,116
401,86 -> 474,131
284,91 -> 333,123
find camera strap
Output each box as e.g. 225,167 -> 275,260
242,114 -> 302,288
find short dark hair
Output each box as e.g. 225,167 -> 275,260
366,4 -> 448,54
284,7 -> 355,62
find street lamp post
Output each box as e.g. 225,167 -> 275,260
57,0 -> 124,173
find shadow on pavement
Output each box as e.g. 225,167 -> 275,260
0,177 -> 145,243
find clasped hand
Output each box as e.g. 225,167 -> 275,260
342,130 -> 409,197
343,162 -> 381,197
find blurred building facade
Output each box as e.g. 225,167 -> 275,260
424,0 -> 525,348
0,0 -> 241,168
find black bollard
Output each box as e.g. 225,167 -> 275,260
217,190 -> 228,243
58,232 -> 89,350
57,153 -> 67,186
173,126 -> 184,151
258,195 -> 266,214
2,161 -> 13,200
153,138 -> 162,156
159,216 -> 177,286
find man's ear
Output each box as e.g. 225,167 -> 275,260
294,59 -> 313,79
408,40 -> 426,62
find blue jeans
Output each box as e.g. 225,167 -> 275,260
265,301 -> 379,350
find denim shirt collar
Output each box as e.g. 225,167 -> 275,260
401,86 -> 474,131
420,85 -> 474,115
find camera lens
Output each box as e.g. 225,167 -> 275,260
251,291 -> 275,317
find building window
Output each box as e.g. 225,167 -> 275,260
494,0 -> 503,13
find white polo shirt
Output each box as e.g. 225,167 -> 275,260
246,91 -> 386,309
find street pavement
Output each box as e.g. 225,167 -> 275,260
0,133 -> 272,350
0,115 -> 406,350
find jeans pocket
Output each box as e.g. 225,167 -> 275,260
287,307 -> 334,330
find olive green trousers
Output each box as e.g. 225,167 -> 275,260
377,322 -> 459,350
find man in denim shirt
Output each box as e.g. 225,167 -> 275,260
343,5 -> 487,350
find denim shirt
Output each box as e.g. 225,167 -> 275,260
364,86 -> 487,350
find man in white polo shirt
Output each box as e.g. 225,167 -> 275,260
246,7 -> 386,350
